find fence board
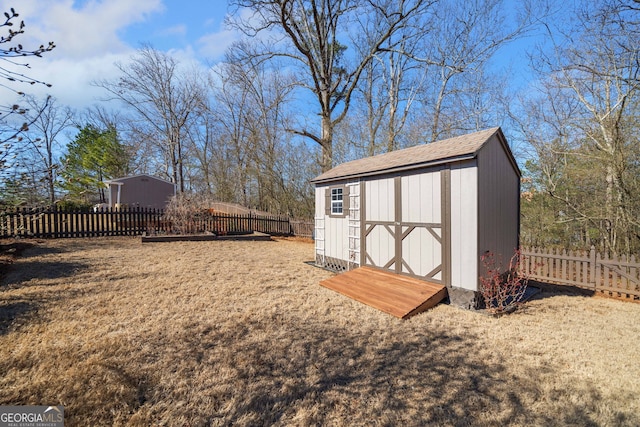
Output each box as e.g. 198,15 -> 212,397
631,255 -> 637,297
622,255 -> 629,292
603,252 -> 611,291
290,220 -> 314,238
521,246 -> 640,302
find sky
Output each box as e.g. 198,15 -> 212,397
0,0 -> 239,109
0,0 -> 548,119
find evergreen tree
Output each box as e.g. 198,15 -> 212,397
60,125 -> 129,204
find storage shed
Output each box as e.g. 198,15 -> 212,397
105,174 -> 176,210
312,127 -> 520,309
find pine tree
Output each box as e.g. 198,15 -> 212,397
60,125 -> 129,204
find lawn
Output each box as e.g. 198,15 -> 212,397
1,237 -> 639,426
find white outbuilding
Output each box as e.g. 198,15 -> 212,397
312,127 -> 521,309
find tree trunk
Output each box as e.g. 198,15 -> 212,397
48,168 -> 55,205
177,139 -> 185,193
320,114 -> 333,172
430,72 -> 451,143
98,168 -> 106,203
604,164 -> 616,256
386,53 -> 398,152
47,148 -> 55,205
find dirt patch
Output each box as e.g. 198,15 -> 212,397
0,237 -> 639,426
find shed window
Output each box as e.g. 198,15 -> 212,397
331,188 -> 343,214
324,185 -> 349,218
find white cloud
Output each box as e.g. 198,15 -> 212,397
157,24 -> 187,38
196,8 -> 256,60
11,0 -> 165,58
0,0 -> 164,110
197,27 -> 239,59
17,54 -> 127,109
0,0 -> 242,111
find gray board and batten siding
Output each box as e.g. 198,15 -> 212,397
312,127 -> 521,309
106,174 -> 176,210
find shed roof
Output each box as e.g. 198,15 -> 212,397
312,127 -> 516,184
105,174 -> 175,186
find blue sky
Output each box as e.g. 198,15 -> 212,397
0,0 -> 547,113
0,0 -> 238,108
120,1 -> 234,57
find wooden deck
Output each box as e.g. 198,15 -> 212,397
320,266 -> 447,319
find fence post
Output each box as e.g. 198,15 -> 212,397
621,253 -> 629,293
595,250 -> 603,290
52,205 -> 58,238
631,255 -> 637,294
74,207 -> 81,238
589,245 -> 596,286
19,207 -> 26,237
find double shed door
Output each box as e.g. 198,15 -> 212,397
361,169 -> 450,285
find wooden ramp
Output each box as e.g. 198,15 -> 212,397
320,266 -> 447,319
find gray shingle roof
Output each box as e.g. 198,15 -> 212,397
106,174 -> 175,185
312,127 -> 502,183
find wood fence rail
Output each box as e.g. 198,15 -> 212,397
0,207 -> 301,239
520,246 -> 640,301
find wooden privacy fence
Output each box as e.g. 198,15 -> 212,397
520,246 -> 640,301
289,220 -> 314,239
0,207 -> 301,239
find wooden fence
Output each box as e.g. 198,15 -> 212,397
520,246 -> 640,301
0,207 -> 300,239
289,220 -> 314,239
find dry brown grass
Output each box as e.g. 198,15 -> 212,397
0,237 -> 639,426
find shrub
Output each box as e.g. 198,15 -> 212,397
55,199 -> 93,211
161,193 -> 233,235
479,250 -> 530,315
162,193 -> 208,235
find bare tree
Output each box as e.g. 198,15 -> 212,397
207,62 -> 255,205
183,94 -> 217,196
516,1 -> 640,255
227,46 -> 299,213
203,42 -> 314,214
17,96 -> 74,204
349,31 -> 425,156
379,38 -> 424,152
334,0 -> 532,160
228,0 -> 434,171
96,45 -> 202,192
409,0 -> 538,142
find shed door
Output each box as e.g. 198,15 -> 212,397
361,170 -> 450,285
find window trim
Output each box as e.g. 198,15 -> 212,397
331,187 -> 343,215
